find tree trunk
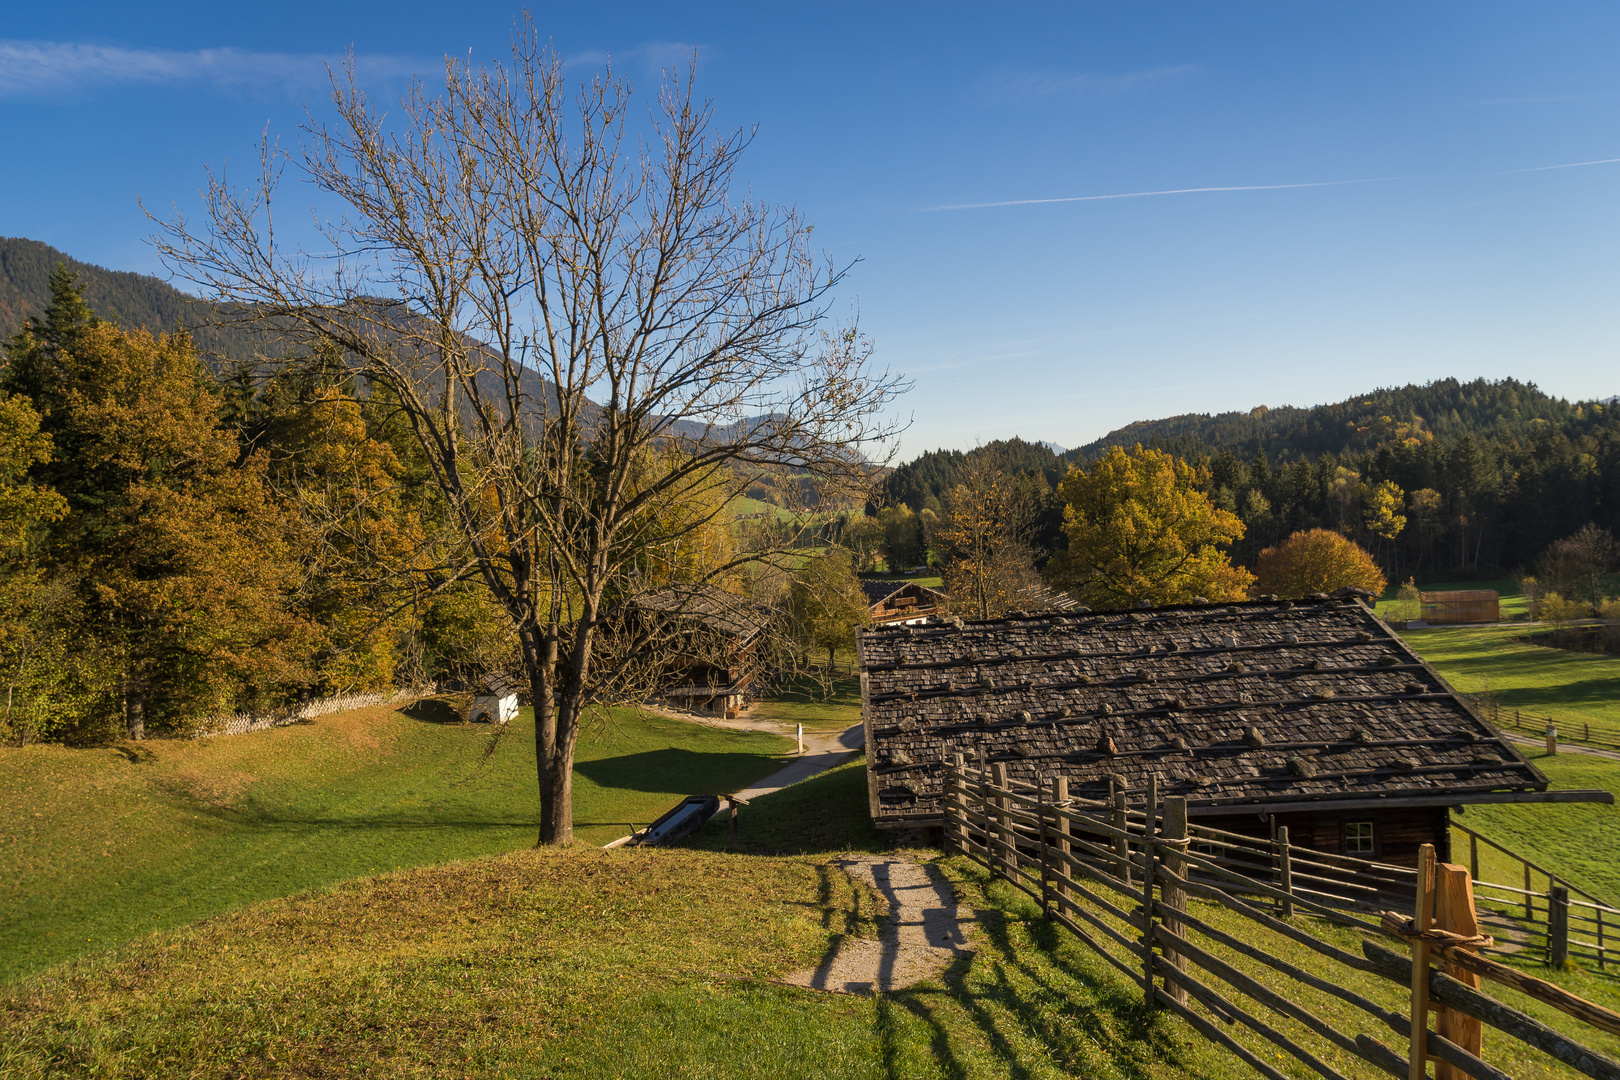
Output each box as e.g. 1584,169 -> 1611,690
127,694 -> 144,741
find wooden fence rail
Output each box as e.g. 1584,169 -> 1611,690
945,759 -> 1620,1080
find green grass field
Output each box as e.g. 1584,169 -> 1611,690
1401,624 -> 1620,747
0,702 -> 792,983
6,751 -> 1618,1079
750,674 -> 864,731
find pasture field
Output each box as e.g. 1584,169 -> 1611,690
1403,624 -> 1620,746
5,756 -> 1619,1079
0,702 -> 792,983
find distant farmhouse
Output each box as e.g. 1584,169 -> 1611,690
861,580 -> 950,627
625,584 -> 769,719
857,594 -> 1609,863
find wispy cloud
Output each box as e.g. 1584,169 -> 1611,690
562,40 -> 713,75
0,39 -> 427,99
922,176 -> 1407,213
980,63 -> 1197,104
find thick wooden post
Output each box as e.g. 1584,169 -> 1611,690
1277,826 -> 1295,919
1141,774 -> 1160,1009
1162,796 -> 1189,1006
1524,862 -> 1534,921
1470,833 -> 1479,883
1550,886 -> 1571,969
1052,775 -> 1071,911
992,762 -> 1013,880
1434,863 -> 1484,1080
947,753 -> 966,853
1038,782 -> 1052,920
1408,843 -> 1437,1080
1546,722 -> 1558,756
1112,790 -> 1131,887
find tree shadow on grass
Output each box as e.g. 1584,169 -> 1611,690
680,759 -> 890,855
864,863 -> 1216,1080
402,699 -> 466,725
573,747 -> 785,796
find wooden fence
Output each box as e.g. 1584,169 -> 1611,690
193,685 -> 436,738
1454,821 -> 1618,974
945,757 -> 1620,1080
1498,708 -> 1620,754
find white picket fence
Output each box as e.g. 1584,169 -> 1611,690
193,685 -> 437,738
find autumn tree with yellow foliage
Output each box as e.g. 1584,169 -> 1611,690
1254,528 -> 1386,599
1053,445 -> 1253,609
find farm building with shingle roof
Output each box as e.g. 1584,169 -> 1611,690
856,594 -> 1609,864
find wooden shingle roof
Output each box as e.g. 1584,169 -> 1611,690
857,596 -> 1549,828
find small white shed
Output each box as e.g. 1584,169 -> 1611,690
469,673 -> 521,724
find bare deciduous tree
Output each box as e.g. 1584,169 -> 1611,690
151,28 -> 905,844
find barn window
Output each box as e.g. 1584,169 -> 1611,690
1344,821 -> 1375,855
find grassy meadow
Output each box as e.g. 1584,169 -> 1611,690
1403,624 -> 1620,746
5,756 -> 1620,1079
0,701 -> 793,983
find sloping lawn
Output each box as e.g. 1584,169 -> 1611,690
0,703 -> 792,983
1403,625 -> 1620,744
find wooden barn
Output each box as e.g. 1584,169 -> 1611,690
861,579 -> 951,626
857,594 -> 1609,865
1419,589 -> 1501,625
624,584 -> 769,719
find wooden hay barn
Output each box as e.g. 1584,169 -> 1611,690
857,594 -> 1608,865
1419,589 -> 1500,624
624,584 -> 768,719
861,579 -> 950,626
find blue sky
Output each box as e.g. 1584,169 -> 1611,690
4,3 -> 1620,455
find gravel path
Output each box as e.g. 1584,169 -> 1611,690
784,855 -> 974,994
1502,731 -> 1620,762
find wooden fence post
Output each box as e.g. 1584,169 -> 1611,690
948,753 -> 966,853
1052,775 -> 1070,913
1434,863 -> 1485,1080
993,762 -> 1013,881
1162,796 -> 1188,1007
1408,842 -> 1437,1080
1524,862 -> 1534,921
1113,790 -> 1131,887
1470,833 -> 1479,883
1277,825 -> 1295,919
1551,886 -> 1571,969
1038,781 -> 1052,920
1141,774 -> 1160,1009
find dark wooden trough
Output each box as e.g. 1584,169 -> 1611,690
633,794 -> 722,847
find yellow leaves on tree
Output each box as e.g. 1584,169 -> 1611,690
1056,445 -> 1253,609
1254,528 -> 1387,599
55,325 -> 316,733
0,394 -> 66,556
276,387 -> 427,692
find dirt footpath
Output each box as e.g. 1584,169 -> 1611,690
784,855 -> 975,994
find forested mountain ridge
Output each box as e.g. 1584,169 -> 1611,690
1069,377 -> 1602,463
0,237 -> 277,369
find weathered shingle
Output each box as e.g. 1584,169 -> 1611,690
857,597 -> 1545,826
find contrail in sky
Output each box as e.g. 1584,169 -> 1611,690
925,154 -> 1620,212
922,176 -> 1406,212
1502,156 -> 1620,173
